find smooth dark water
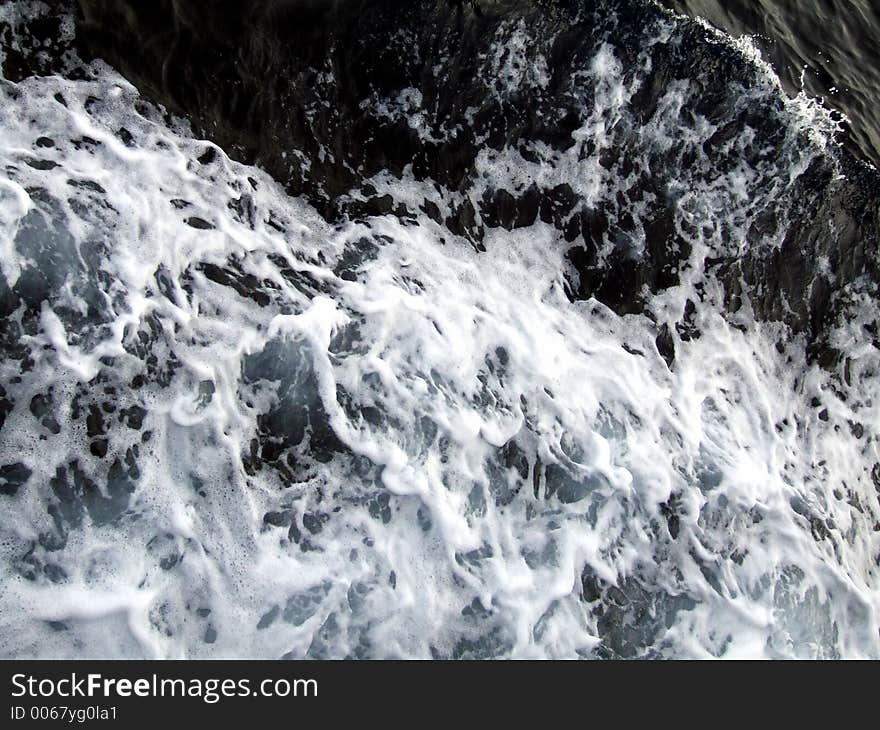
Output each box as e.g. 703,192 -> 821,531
659,0 -> 880,168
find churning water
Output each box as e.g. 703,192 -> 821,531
0,0 -> 879,658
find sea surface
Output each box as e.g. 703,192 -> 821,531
0,0 -> 879,658
660,0 -> 880,167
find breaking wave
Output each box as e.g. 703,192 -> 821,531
1,0 -> 879,658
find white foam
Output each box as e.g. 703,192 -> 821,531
0,4 -> 878,659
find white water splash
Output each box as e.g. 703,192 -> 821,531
0,5 -> 879,660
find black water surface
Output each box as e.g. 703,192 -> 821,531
67,0 -> 880,357
659,0 -> 880,168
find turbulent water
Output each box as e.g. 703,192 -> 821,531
1,0 -> 879,658
660,0 -> 880,168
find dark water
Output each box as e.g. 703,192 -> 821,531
1,0 -> 880,658
659,0 -> 880,168
67,0 -> 880,344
